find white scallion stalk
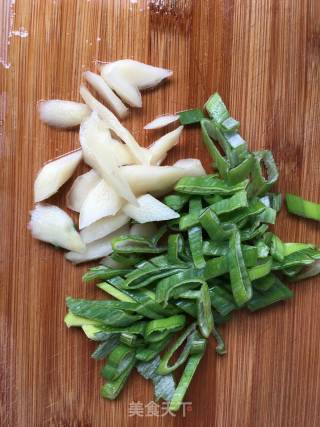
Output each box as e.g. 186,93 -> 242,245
34,150 -> 82,202
80,85 -> 150,165
101,60 -> 172,90
29,204 -> 85,253
80,213 -> 129,244
79,112 -> 137,205
144,114 -> 179,130
149,126 -> 183,165
66,169 -> 100,213
79,179 -> 123,229
173,158 -> 206,175
101,69 -> 142,108
123,194 -> 179,223
65,225 -> 129,264
38,100 -> 90,128
109,139 -> 138,166
119,161 -> 205,196
83,71 -> 128,118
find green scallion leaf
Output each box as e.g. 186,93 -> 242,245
169,349 -> 205,412
179,108 -> 205,125
286,193 -> 320,222
204,92 -> 230,123
228,231 -> 252,306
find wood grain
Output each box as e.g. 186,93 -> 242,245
1,0 -> 320,426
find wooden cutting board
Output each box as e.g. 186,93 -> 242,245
1,1 -> 320,426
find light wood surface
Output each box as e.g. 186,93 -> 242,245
1,1 -> 320,426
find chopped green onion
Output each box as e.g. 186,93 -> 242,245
269,192 -> 282,212
210,190 -> 248,216
105,283 -> 180,318
272,248 -> 320,271
252,274 -> 276,292
221,117 -> 240,132
197,283 -> 214,337
66,297 -> 143,327
157,323 -> 197,374
240,222 -> 269,241
247,277 -> 293,311
91,335 -> 120,360
228,231 -> 252,306
65,91 -> 320,411
179,212 -> 199,230
101,344 -> 135,381
248,258 -> 273,281
201,119 -> 230,178
164,193 -> 190,211
97,282 -> 136,303
64,312 -> 101,328
169,348 -> 205,412
83,266 -> 131,282
167,234 -> 185,265
178,108 -> 205,125
270,234 -> 285,262
120,332 -> 143,347
258,207 -> 277,224
248,151 -> 279,197
136,356 -> 176,402
112,234 -> 166,254
156,268 -> 206,306
295,260 -> 320,281
136,334 -> 173,362
175,175 -> 248,196
188,198 -> 206,269
286,193 -> 320,222
256,240 -> 270,258
225,132 -> 246,149
212,327 -> 227,355
101,358 -> 136,400
283,242 -> 315,257
121,262 -> 187,290
204,92 -> 229,123
144,315 -> 186,343
226,155 -> 254,184
209,285 -> 237,316
110,252 -> 143,267
226,205 -> 260,229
